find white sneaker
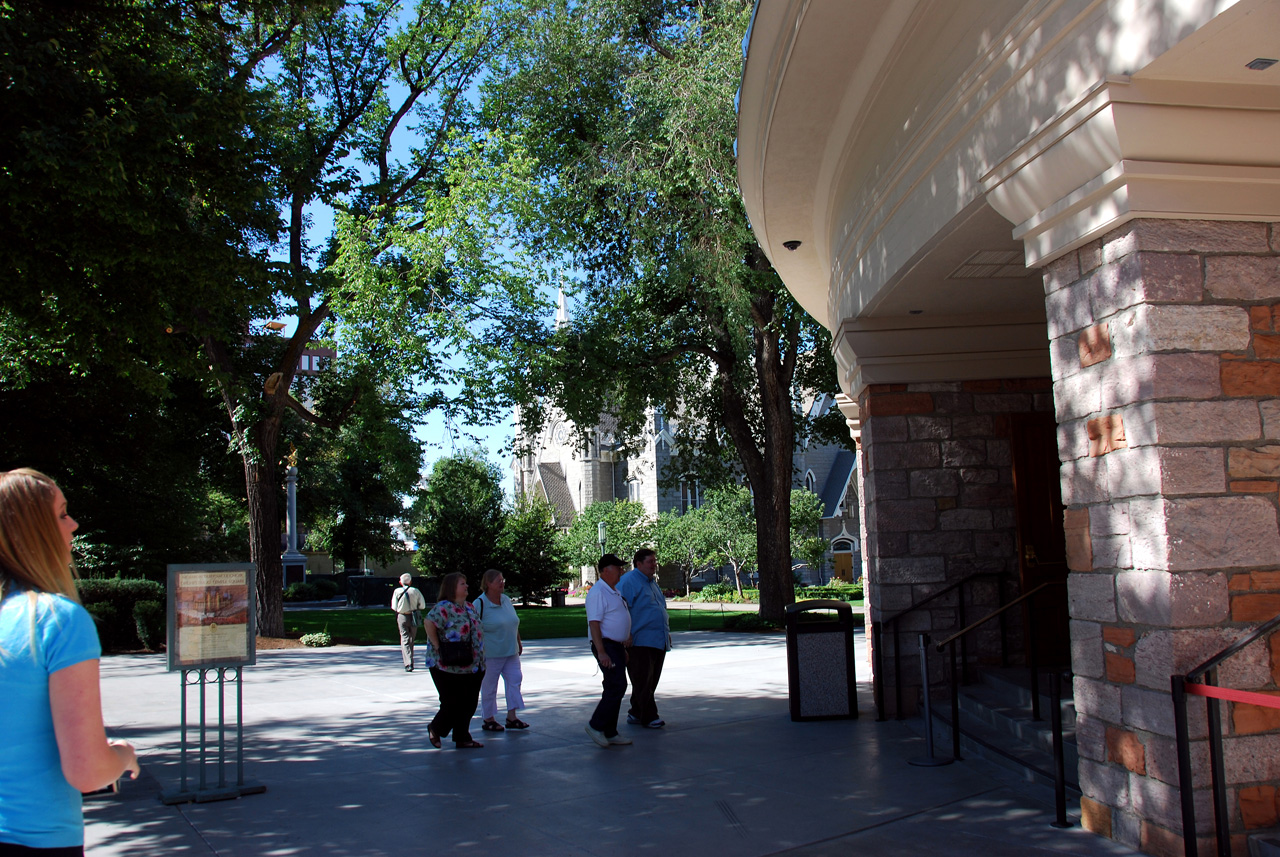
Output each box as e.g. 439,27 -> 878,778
646,719 -> 665,729
585,725 -> 610,748
607,733 -> 633,745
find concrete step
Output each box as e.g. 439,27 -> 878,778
914,666 -> 1079,798
976,666 -> 1077,728
955,681 -> 1077,764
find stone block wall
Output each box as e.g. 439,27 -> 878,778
859,379 -> 1053,714
1045,218 -> 1280,856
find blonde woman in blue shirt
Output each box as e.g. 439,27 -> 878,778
473,569 -> 528,731
0,469 -> 140,855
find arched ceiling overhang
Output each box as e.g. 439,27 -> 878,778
738,0 -> 1280,406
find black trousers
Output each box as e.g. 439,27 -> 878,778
429,667 -> 484,745
0,844 -> 83,856
626,646 -> 666,724
589,639 -> 629,738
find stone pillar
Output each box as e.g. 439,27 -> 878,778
860,379 -> 1053,715
282,465 -> 307,587
1046,219 -> 1280,856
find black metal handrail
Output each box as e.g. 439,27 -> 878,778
929,581 -> 1071,826
1173,611 -> 1280,857
935,580 -> 1065,722
869,571 -> 1005,721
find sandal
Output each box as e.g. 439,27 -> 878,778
482,720 -> 505,732
456,740 -> 484,749
428,727 -> 441,749
505,718 -> 530,729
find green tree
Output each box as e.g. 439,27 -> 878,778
0,1 -> 535,635
652,508 -> 714,596
0,365 -> 248,580
559,500 -> 652,574
497,494 -> 571,603
702,486 -> 757,598
199,0 -> 528,635
485,0 -> 842,622
790,489 -> 829,583
295,366 -> 422,571
0,0 -> 305,391
412,453 -> 505,586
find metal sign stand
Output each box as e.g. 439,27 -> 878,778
160,666 -> 265,804
162,562 -> 264,805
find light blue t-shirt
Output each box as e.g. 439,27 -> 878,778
617,569 -> 671,651
473,593 -> 520,658
0,586 -> 102,848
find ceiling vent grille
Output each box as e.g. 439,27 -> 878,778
949,249 -> 1028,279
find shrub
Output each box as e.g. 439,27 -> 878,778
132,600 -> 166,651
300,630 -> 332,647
283,582 -> 320,602
313,578 -> 340,600
724,613 -> 779,632
78,578 -> 166,652
795,581 -> 863,602
692,582 -> 739,602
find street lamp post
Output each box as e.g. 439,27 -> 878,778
597,521 -> 607,556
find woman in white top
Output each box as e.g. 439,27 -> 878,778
473,568 -> 528,731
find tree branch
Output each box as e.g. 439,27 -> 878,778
282,390 -> 357,430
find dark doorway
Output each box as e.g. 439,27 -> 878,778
1010,412 -> 1070,666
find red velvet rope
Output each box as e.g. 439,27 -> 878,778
1185,682 -> 1280,710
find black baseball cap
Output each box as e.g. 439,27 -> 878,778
598,553 -> 626,572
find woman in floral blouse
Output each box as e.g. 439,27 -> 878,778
424,572 -> 486,749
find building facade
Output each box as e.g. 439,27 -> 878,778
738,1 -> 1280,854
512,396 -> 861,584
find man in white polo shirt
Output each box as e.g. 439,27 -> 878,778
585,554 -> 632,747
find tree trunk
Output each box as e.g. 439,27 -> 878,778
754,476 -> 793,623
716,292 -> 799,625
237,393 -> 287,638
245,455 -> 284,637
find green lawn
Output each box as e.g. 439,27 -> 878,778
284,604 -> 773,645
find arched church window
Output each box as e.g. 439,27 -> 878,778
680,480 -> 700,513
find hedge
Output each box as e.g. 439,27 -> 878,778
77,578 -> 166,652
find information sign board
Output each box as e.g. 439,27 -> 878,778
167,563 -> 257,671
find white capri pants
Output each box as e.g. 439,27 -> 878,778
481,654 -> 525,720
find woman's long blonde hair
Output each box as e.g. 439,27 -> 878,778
0,468 -> 77,601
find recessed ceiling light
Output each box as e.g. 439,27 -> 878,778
1247,58 -> 1277,71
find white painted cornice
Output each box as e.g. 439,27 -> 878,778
983,76 -> 1280,264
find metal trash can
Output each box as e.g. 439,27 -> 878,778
549,588 -> 566,608
784,599 -> 858,721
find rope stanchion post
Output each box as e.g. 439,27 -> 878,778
1050,671 -> 1071,828
1176,676 -> 1280,856
909,633 -> 953,767
1172,675 -> 1198,857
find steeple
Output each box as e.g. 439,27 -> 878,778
555,280 -> 569,330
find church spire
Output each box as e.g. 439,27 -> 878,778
555,279 -> 570,329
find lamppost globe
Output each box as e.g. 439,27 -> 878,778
597,521 -> 607,556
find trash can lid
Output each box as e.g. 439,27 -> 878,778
785,599 -> 852,615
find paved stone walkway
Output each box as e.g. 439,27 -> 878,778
85,630 -> 1138,856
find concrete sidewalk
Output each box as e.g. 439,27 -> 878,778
86,630 -> 1136,856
